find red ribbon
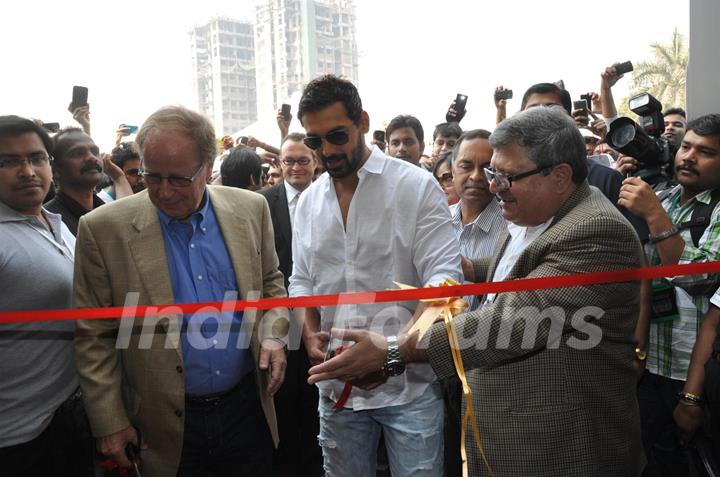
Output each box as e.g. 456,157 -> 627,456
1,261 -> 719,324
332,345 -> 353,410
99,457 -> 141,476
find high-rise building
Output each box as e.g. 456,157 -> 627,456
254,0 -> 359,119
190,18 -> 257,135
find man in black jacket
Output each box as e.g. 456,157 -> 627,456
258,132 -> 322,477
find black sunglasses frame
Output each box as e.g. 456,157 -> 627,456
303,128 -> 350,150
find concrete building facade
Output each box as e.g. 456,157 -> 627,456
254,0 -> 359,119
190,18 -> 258,135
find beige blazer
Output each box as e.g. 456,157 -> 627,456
73,186 -> 289,477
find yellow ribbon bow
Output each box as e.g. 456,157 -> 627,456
395,279 -> 493,477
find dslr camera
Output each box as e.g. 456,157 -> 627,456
606,92 -> 676,186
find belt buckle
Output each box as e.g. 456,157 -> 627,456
187,391 -> 224,405
199,394 -> 222,404
58,388 -> 83,412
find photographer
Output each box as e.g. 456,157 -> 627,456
601,64 -> 680,187
619,113 -> 720,476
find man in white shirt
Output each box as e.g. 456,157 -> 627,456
289,74 -> 462,476
259,132 -> 322,476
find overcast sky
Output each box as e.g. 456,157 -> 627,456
1,0 -> 689,151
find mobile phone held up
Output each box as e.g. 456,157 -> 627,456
614,61 -> 634,76
119,124 -> 139,134
580,94 -> 593,110
68,85 -> 89,113
42,122 -> 60,133
573,100 -> 589,113
495,89 -> 513,101
446,93 -> 468,123
281,103 -> 292,121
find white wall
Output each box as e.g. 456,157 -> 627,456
687,0 -> 720,118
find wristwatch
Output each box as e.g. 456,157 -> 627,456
635,346 -> 647,361
382,335 -> 406,377
648,225 -> 680,244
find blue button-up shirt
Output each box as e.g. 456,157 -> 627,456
158,191 -> 253,396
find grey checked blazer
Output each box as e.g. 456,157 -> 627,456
427,182 -> 644,477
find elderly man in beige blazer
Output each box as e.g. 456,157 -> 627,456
73,106 -> 289,477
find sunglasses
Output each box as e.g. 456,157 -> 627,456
303,128 -> 350,150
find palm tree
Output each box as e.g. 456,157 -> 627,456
619,28 -> 688,117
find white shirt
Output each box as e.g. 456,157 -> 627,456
97,188 -> 115,204
289,147 -> 462,410
449,199 -> 506,310
485,217 -> 554,303
284,181 -> 302,228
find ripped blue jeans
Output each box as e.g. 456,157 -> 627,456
317,382 -> 443,477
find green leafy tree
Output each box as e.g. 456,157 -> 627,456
619,28 -> 688,118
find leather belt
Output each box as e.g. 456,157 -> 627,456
185,387 -> 235,405
185,373 -> 254,405
57,387 -> 83,412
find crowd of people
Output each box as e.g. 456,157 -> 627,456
1,61 -> 720,477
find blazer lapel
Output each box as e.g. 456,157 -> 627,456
501,182 -> 592,281
209,189 -> 254,297
210,188 -> 262,343
486,230 -> 511,282
274,184 -> 292,245
128,199 -> 182,354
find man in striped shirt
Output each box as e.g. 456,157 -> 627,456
619,113 -> 720,476
449,129 -> 507,311
443,129 -> 506,476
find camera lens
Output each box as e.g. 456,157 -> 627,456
611,123 -> 636,148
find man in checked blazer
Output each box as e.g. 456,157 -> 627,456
309,106 -> 645,476
73,106 -> 289,477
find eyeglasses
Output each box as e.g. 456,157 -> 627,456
303,128 -> 350,150
436,172 -> 453,185
140,162 -> 205,187
0,153 -> 52,169
125,168 -> 141,177
281,158 -> 312,167
483,165 -> 554,190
